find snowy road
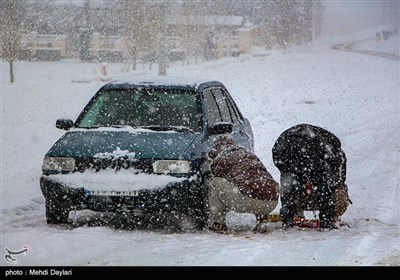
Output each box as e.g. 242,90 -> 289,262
332,38 -> 400,61
1,28 -> 399,266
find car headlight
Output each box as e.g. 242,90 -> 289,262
42,157 -> 75,172
152,160 -> 191,174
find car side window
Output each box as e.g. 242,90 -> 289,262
225,94 -> 244,124
203,89 -> 222,126
212,89 -> 232,123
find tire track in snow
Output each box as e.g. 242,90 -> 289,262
1,198 -> 45,232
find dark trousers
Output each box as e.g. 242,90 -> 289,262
279,172 -> 336,228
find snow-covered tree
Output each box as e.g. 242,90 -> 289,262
1,0 -> 25,83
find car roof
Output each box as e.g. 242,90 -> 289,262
101,76 -> 225,92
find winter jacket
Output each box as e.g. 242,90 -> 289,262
209,135 -> 279,201
272,123 -> 347,188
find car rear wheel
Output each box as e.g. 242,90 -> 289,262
45,199 -> 69,224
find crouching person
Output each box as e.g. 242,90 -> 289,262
272,124 -> 352,230
205,135 -> 279,234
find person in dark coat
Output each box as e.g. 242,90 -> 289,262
272,124 -> 351,229
205,135 -> 279,233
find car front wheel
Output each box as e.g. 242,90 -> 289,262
45,199 -> 69,224
163,211 -> 196,232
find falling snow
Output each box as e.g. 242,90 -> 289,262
1,1 -> 399,266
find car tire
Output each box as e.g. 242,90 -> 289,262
193,175 -> 210,230
45,199 -> 69,224
164,211 -> 196,233
192,209 -> 208,230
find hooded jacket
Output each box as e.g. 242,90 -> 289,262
272,123 -> 347,188
209,135 -> 279,201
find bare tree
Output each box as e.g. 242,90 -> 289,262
259,0 -> 322,50
0,0 -> 25,83
156,1 -> 168,76
184,1 -> 210,64
256,1 -> 274,47
181,2 -> 195,65
303,0 -> 313,43
83,0 -> 92,32
313,1 -> 323,39
135,2 -> 159,70
139,1 -> 168,75
119,0 -> 144,71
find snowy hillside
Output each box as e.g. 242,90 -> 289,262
1,27 -> 399,266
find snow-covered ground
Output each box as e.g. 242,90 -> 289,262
1,27 -> 399,266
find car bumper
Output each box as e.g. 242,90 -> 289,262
40,173 -> 207,225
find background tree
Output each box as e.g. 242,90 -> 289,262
303,0 -> 314,43
189,1 -> 211,63
83,0 -> 92,32
313,1 -> 323,39
259,0 -> 322,51
180,2 -> 196,65
135,2 -> 161,70
155,1 -> 168,76
0,0 -> 25,83
119,0 -> 144,71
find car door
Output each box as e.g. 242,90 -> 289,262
203,87 -> 254,151
222,89 -> 254,151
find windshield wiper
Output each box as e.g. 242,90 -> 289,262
139,125 -> 194,133
111,125 -> 128,128
78,125 -> 194,133
78,125 -> 129,129
77,125 -> 101,129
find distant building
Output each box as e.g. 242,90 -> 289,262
14,10 -> 256,62
79,31 -> 128,62
166,15 -> 253,59
19,32 -> 67,61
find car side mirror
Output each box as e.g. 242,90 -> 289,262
56,118 -> 74,130
208,122 -> 233,135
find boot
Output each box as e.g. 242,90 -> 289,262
280,207 -> 294,229
253,214 -> 269,233
209,222 -> 228,234
320,218 -> 339,230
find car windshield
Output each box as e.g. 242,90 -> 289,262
76,88 -> 202,132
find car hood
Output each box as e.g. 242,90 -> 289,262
46,129 -> 201,159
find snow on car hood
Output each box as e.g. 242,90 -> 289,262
47,169 -> 189,192
46,129 -> 200,159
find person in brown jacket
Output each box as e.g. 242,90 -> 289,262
205,135 -> 279,233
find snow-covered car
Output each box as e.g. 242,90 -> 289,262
40,77 -> 254,230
